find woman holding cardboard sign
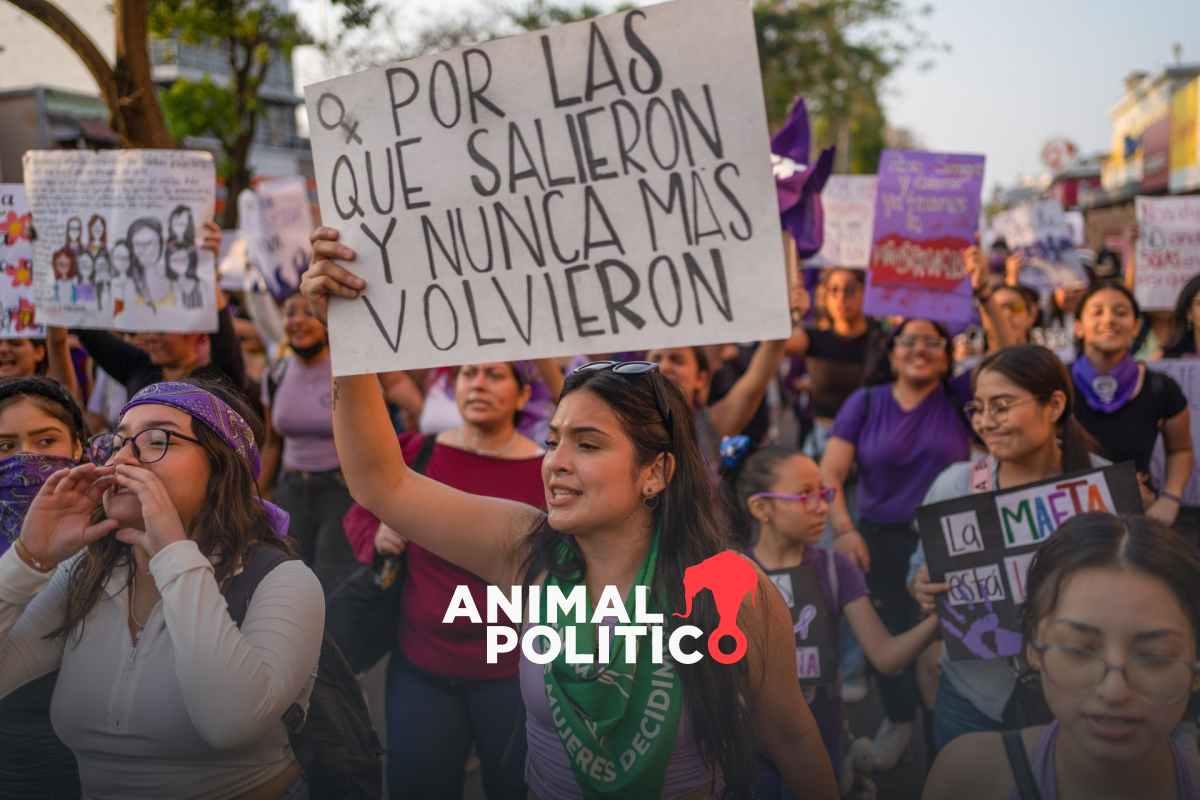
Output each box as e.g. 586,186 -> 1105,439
910,344 -> 1107,751
922,513 -> 1200,800
302,226 -> 840,800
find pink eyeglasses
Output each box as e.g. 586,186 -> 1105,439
750,487 -> 836,509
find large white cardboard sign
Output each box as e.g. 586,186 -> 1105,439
23,150 -> 218,333
303,0 -> 788,375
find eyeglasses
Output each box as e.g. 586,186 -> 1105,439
895,334 -> 946,351
571,360 -> 673,440
996,300 -> 1029,315
963,396 -> 1038,425
1031,640 -> 1200,706
88,428 -> 203,465
750,487 -> 837,510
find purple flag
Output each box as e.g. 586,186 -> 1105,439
771,99 -> 835,259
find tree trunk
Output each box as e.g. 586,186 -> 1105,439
5,0 -> 173,148
112,0 -> 174,147
219,132 -> 255,229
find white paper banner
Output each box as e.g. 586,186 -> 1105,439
23,150 -> 218,333
1149,359 -> 1200,506
991,199 -> 1087,292
0,185 -> 44,338
1135,196 -> 1200,311
814,175 -> 876,268
303,0 -> 788,375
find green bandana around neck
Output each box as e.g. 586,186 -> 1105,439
541,529 -> 684,798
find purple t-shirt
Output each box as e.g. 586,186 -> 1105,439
263,355 -> 339,473
831,377 -> 972,524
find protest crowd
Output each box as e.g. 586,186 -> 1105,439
2,3 -> 1200,800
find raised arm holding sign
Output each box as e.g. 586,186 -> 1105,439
302,0 -> 789,375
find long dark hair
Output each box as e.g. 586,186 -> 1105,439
520,367 -> 754,797
720,445 -> 794,550
51,377 -> 288,640
1164,273 -> 1200,358
974,345 -> 1096,473
126,217 -> 163,304
1022,513 -> 1200,660
863,317 -> 955,386
0,376 -> 87,447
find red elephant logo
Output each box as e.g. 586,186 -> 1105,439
674,551 -> 758,664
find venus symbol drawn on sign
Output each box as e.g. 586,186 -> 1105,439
794,605 -> 817,640
317,93 -> 363,145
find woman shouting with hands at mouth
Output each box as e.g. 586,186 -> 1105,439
0,378 -> 324,800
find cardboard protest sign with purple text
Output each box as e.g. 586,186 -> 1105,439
1135,196 -> 1200,310
303,0 -> 788,374
917,462 -> 1141,661
0,186 -> 43,338
862,149 -> 984,327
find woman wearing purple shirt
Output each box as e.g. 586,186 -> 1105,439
820,318 -> 972,769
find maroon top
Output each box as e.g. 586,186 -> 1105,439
342,433 -> 545,680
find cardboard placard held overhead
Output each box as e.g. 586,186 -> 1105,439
813,175 -> 876,269
0,185 -> 44,338
917,462 -> 1141,662
1149,359 -> 1200,505
1135,196 -> 1200,311
991,199 -> 1088,294
240,177 -> 314,299
303,0 -> 788,375
863,149 -> 984,326
23,150 -> 219,333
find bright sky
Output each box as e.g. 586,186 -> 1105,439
293,0 -> 1200,193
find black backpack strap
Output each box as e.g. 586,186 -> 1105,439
410,433 -> 437,475
223,545 -> 295,627
1002,730 -> 1043,800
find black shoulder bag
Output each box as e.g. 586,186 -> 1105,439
324,434 -> 437,674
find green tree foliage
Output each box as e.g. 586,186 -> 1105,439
755,0 -> 942,173
151,0 -> 377,226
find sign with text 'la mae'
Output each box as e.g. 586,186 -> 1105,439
303,0 -> 788,375
917,462 -> 1141,662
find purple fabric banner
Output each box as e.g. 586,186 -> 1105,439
863,149 -> 985,325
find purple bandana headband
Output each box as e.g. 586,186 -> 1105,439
120,381 -> 289,538
122,381 -> 262,478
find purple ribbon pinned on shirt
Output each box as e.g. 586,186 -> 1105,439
121,382 -> 290,538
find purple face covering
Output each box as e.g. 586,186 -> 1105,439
120,382 -> 289,538
0,454 -> 78,554
1071,354 -> 1140,413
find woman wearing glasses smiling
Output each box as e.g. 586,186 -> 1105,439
910,344 -> 1106,752
819,317 -> 973,770
302,228 -> 840,800
923,513 -> 1200,800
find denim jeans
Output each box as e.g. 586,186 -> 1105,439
932,674 -> 1006,752
272,469 -> 357,594
385,652 -> 527,799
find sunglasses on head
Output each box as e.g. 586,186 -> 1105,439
570,360 -> 673,440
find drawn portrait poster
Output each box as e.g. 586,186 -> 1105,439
23,150 -> 219,333
917,462 -> 1141,662
303,0 -> 789,375
0,185 -> 43,338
